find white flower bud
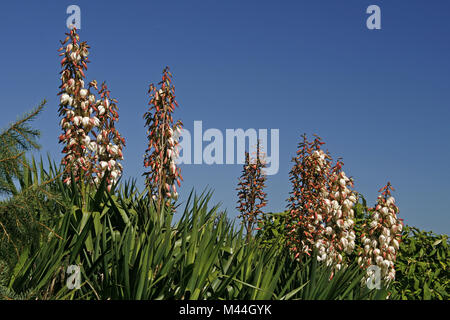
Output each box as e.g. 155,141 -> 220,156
110,170 -> 118,179
82,116 -> 90,127
100,161 -> 108,170
109,145 -> 119,155
88,141 -> 97,151
108,159 -> 116,168
375,256 -> 383,266
386,197 -> 395,206
82,135 -> 91,146
371,239 -> 378,248
392,239 -> 399,250
60,93 -> 70,105
73,116 -> 82,126
91,117 -> 100,127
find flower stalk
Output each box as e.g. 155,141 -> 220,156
58,28 -> 124,194
359,182 -> 403,283
286,134 -> 331,260
236,141 -> 267,241
143,67 -> 183,214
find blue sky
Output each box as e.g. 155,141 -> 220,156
0,0 -> 449,234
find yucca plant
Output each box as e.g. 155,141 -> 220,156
4,172 -> 389,300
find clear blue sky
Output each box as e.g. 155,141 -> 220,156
0,0 -> 448,234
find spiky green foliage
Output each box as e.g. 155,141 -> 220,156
4,171 -> 387,300
1,104 -> 441,301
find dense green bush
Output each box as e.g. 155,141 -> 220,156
391,226 -> 449,300
0,101 -> 64,277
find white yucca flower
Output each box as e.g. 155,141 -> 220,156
73,116 -> 82,126
79,88 -> 88,98
109,145 -> 118,155
110,170 -> 118,179
60,93 -> 70,105
82,135 -> 91,146
88,141 -> 97,152
82,116 -> 90,127
100,161 -> 108,170
108,159 -> 116,168
91,117 -> 100,127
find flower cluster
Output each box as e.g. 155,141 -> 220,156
286,134 -> 359,272
317,160 -> 357,272
92,83 -> 125,191
359,182 -> 403,282
58,28 -> 124,190
58,28 -> 94,184
236,141 -> 267,238
143,67 -> 183,209
286,135 -> 332,259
